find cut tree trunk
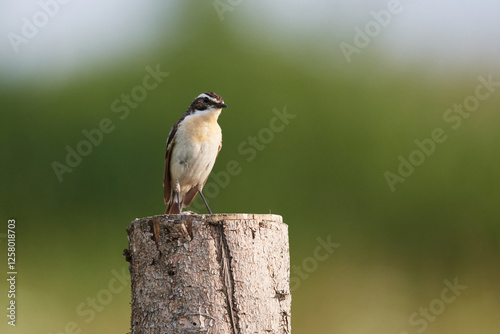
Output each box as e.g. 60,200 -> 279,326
125,213 -> 291,334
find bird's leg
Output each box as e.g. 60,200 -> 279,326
176,191 -> 181,214
198,190 -> 213,214
175,180 -> 181,214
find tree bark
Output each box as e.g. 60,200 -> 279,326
125,213 -> 291,334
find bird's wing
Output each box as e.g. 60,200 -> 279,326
163,116 -> 184,204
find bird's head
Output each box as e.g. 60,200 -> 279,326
190,92 -> 227,114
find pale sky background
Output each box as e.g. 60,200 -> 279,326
1,0 -> 500,84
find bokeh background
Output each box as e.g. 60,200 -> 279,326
2,1 -> 500,333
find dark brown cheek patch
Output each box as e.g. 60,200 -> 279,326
194,100 -> 206,110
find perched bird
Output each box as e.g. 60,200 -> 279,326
163,92 -> 228,214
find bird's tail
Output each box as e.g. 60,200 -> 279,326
165,198 -> 181,214
165,188 -> 182,215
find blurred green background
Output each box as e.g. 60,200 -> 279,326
2,1 -> 500,333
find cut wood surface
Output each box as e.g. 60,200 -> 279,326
125,213 -> 291,334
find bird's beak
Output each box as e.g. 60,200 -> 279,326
215,103 -> 227,109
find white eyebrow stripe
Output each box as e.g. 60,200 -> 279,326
196,93 -> 217,102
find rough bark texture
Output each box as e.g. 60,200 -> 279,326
125,214 -> 291,334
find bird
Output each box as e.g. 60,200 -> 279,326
163,92 -> 228,214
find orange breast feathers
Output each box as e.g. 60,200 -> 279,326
179,112 -> 222,144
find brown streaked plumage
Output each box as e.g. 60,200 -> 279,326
163,92 -> 227,214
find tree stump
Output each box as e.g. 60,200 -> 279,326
125,214 -> 291,334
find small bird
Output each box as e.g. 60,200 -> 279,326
163,92 -> 228,214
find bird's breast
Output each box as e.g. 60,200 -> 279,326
170,113 -> 222,189
177,112 -> 222,146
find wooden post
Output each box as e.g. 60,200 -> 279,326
125,214 -> 291,334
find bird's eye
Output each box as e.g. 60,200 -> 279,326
203,97 -> 210,103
